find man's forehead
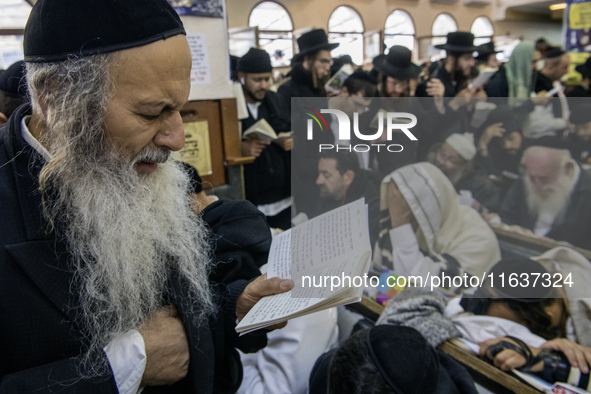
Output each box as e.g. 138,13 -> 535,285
316,50 -> 332,60
319,157 -> 338,169
247,72 -> 272,79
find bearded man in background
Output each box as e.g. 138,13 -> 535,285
498,142 -> 591,249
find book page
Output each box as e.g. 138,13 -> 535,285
237,199 -> 372,333
267,198 -> 369,279
243,118 -> 278,140
290,198 -> 370,278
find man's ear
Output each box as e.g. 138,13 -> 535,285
238,72 -> 246,85
343,170 -> 355,187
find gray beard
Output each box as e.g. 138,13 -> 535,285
43,139 -> 215,375
524,173 -> 576,224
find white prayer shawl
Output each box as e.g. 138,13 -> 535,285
378,162 -> 500,278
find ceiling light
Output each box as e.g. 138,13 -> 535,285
549,3 -> 566,10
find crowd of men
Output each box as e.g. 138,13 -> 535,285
1,0 -> 590,392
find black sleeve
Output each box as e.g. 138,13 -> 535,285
1,356 -> 118,394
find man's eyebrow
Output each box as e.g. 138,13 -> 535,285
137,100 -> 183,110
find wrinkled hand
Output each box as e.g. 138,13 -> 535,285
236,274 -> 293,330
542,339 -> 591,373
241,139 -> 270,157
386,180 -> 413,229
426,78 -> 445,98
479,337 -> 530,372
275,133 -> 293,151
140,306 -> 190,386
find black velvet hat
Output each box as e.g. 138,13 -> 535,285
544,47 -> 566,59
528,135 -> 569,151
0,60 -> 27,98
575,57 -> 591,78
435,32 -> 478,54
24,0 -> 185,63
367,325 -> 457,394
376,45 -> 421,81
238,48 -> 273,74
475,42 -> 502,61
292,29 -> 339,63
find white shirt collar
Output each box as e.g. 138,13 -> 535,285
20,115 -> 51,161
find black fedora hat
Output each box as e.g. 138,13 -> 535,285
575,56 -> 591,78
376,45 -> 420,80
292,29 -> 339,63
476,41 -> 502,61
435,31 -> 478,54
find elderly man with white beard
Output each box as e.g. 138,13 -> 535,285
498,141 -> 591,250
0,0 -> 291,393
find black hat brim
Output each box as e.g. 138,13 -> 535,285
434,43 -> 479,54
376,57 -> 421,80
476,50 -> 502,60
292,42 -> 339,63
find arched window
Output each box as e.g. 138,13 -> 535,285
0,0 -> 31,68
328,6 -> 364,66
471,16 -> 494,46
384,10 -> 415,54
431,13 -> 457,49
249,1 -> 293,67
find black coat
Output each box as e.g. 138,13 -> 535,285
240,91 -> 291,207
0,105 -> 265,393
498,167 -> 591,250
278,64 -> 334,216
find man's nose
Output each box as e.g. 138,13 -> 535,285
153,112 -> 185,152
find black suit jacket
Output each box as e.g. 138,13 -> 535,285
0,105 -> 264,393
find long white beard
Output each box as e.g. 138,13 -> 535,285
44,144 -> 214,374
524,172 -> 576,225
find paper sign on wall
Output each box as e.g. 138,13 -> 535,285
179,120 -> 213,176
187,33 -> 211,85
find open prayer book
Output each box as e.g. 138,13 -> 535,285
324,64 -> 353,96
235,198 -> 372,334
242,118 -> 279,141
469,67 -> 497,89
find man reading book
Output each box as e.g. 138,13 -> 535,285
238,48 -> 292,229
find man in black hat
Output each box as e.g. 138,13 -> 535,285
278,28 -> 339,104
498,141 -> 591,249
416,32 -> 480,99
525,48 -> 571,139
0,0 -> 291,392
475,41 -> 501,74
0,60 -> 28,124
238,48 -> 292,229
277,29 -> 338,218
568,56 -> 591,98
535,48 -> 570,96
